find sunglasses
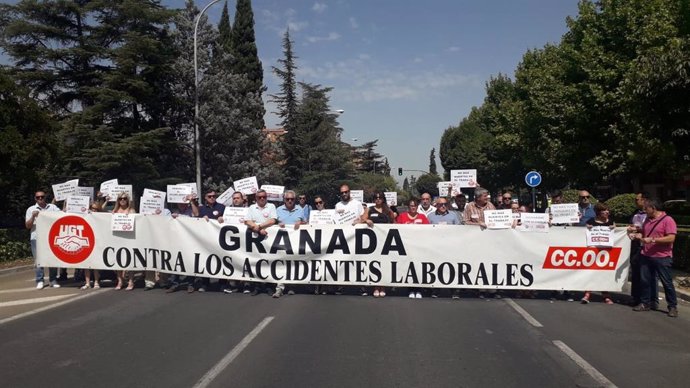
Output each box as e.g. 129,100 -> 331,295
206,195 -> 216,198
374,196 -> 383,199
119,198 -> 128,201
299,197 -> 306,200
340,191 -> 349,194
285,198 -> 295,201
580,195 -> 590,199
315,200 -> 323,205
256,195 -> 267,199
503,197 -> 511,200
35,196 -> 45,199
437,202 -> 448,207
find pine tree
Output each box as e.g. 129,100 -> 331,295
270,29 -> 298,130
230,0 -> 265,131
218,1 -> 232,54
403,177 -> 410,192
429,148 -> 438,176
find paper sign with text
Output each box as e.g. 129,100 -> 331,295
450,169 -> 477,188
550,203 -> 580,224
65,195 -> 90,214
167,184 -> 192,204
143,189 -> 166,200
437,181 -> 455,197
111,213 -> 135,232
384,192 -> 398,206
261,185 -> 285,202
222,207 -> 249,225
335,210 -> 359,225
485,209 -> 513,229
216,187 -> 235,206
520,213 -> 550,233
52,179 -> 79,201
234,177 -> 259,195
139,196 -> 165,215
108,185 -> 133,202
586,226 -> 614,247
99,179 -> 118,197
309,209 -> 336,225
350,190 -> 364,203
75,187 -> 94,200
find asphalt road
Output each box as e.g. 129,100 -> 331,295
1,270 -> 689,388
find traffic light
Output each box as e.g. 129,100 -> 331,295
398,168 -> 403,176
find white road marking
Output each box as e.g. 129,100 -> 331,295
553,340 -> 618,388
0,294 -> 78,307
0,287 -> 37,294
504,298 -> 544,327
193,316 -> 275,388
0,289 -> 108,325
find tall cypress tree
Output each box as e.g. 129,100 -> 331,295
230,0 -> 265,130
270,29 -> 298,131
217,1 -> 232,54
429,148 -> 438,175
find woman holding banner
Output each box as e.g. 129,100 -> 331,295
396,198 -> 429,299
365,191 -> 396,298
112,193 -> 137,290
80,202 -> 105,290
582,202 -> 616,304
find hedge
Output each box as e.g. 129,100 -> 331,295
0,228 -> 31,263
604,193 -> 637,224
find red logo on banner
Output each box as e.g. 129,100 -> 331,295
542,247 -> 622,270
48,215 -> 95,264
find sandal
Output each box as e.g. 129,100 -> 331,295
93,282 -> 101,290
80,284 -> 91,290
125,283 -> 135,291
604,297 -> 614,305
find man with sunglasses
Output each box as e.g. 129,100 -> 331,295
577,190 -> 596,226
335,184 -> 364,225
296,194 -> 312,221
497,191 -> 514,210
197,190 -> 225,220
25,190 -> 62,289
244,189 -> 277,296
272,190 -> 306,298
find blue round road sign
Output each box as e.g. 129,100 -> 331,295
525,171 -> 542,187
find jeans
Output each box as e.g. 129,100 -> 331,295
31,239 -> 56,283
630,246 -> 657,303
640,255 -> 676,308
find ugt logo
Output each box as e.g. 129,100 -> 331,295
49,215 -> 95,264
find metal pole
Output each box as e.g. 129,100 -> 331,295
194,0 -> 221,194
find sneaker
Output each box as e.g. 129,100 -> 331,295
380,289 -> 386,297
93,282 -> 100,289
144,280 -> 155,291
272,289 -> 283,298
250,288 -> 260,296
415,292 -> 422,299
632,303 -> 650,312
651,302 -> 660,311
373,289 -> 380,298
581,292 -> 590,304
36,281 -> 45,290
431,292 -> 438,298
80,283 -> 91,290
478,292 -> 485,299
494,293 -> 502,299
50,280 -> 61,288
451,292 -> 460,300
222,288 -> 233,294
604,297 -> 614,305
166,284 -> 180,293
361,291 -> 368,297
187,285 -> 195,293
197,287 -> 206,293
409,292 -> 415,299
287,290 -> 295,295
668,307 -> 678,318
243,287 -> 251,294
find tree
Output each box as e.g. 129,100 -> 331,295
218,1 -> 232,54
230,0 -> 265,131
352,140 -> 385,174
270,29 -> 298,131
414,174 -> 441,198
429,148 -> 438,175
403,177 -> 410,192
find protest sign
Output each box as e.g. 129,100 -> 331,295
261,185 -> 285,202
309,209 -> 336,225
222,207 -> 249,225
550,203 -> 580,224
139,196 -> 165,215
216,187 -> 235,206
450,169 -> 477,188
384,192 -> 398,206
335,210 -> 359,225
75,187 -> 94,200
167,184 -> 192,204
234,177 -> 259,195
177,183 -> 198,195
111,213 -> 135,232
143,189 -> 166,200
108,185 -> 133,202
99,179 -> 118,197
520,213 -> 550,233
437,181 -> 454,197
586,226 -> 614,247
65,195 -> 90,214
350,190 -> 364,203
485,209 -> 513,229
52,179 -> 79,201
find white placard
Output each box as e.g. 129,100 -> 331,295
222,207 -> 249,224
177,183 -> 198,195
520,213 -> 550,233
450,169 -> 477,188
143,188 -> 166,200
261,185 -> 285,202
108,185 -> 133,202
167,184 -> 193,204
309,209 -> 336,225
111,213 -> 135,232
234,176 -> 259,195
437,181 -> 454,197
216,187 -> 235,206
384,192 -> 398,207
512,212 -> 521,220
139,196 -> 165,215
586,226 -> 614,247
350,190 -> 364,203
335,210 -> 359,225
52,179 -> 79,202
75,187 -> 94,200
485,209 -> 513,229
65,195 -> 90,214
99,179 -> 118,197
550,203 -> 580,224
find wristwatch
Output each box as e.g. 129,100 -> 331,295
651,238 -> 656,243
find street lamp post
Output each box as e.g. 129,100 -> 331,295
194,0 -> 221,194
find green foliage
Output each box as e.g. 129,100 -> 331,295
414,174 -> 441,197
561,189 -> 598,205
605,193 -> 637,223
673,232 -> 690,272
0,229 -> 30,262
351,173 -> 397,202
429,148 -> 438,175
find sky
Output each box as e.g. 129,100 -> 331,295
2,0 -> 582,186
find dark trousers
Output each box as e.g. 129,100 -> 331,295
640,255 -> 677,308
629,247 -> 658,303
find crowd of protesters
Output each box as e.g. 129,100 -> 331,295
25,184 -> 679,318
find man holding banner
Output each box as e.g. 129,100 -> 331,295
244,189 -> 277,296
463,187 -> 495,228
26,190 -> 62,289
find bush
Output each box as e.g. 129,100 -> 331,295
673,232 -> 690,272
0,228 -> 31,263
605,193 -> 637,224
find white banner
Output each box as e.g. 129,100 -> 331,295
65,195 -> 90,214
52,179 -> 79,202
450,169 -> 477,188
234,177 -> 259,195
36,212 -> 631,291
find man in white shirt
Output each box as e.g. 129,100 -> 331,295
418,192 -> 437,218
244,189 -> 277,296
25,190 -> 62,289
335,184 -> 364,225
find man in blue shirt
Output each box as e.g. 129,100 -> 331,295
577,190 -> 596,226
427,197 -> 460,225
297,193 -> 312,221
197,189 -> 225,220
277,190 -> 306,229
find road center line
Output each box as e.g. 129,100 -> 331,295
504,298 -> 544,327
193,316 -> 275,388
0,289 -> 108,325
553,340 -> 618,388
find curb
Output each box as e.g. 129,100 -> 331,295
0,265 -> 33,277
